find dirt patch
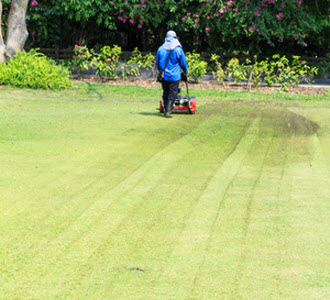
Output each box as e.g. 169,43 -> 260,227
72,76 -> 328,96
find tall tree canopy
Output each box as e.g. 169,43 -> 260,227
1,0 -> 329,60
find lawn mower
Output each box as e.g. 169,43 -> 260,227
157,81 -> 196,114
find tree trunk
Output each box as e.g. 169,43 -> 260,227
0,0 -> 6,63
5,0 -> 29,57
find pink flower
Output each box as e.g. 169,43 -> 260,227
227,0 -> 233,6
78,54 -> 81,58
234,7 -> 238,12
219,8 -> 223,13
207,16 -> 210,20
138,24 -> 142,29
141,0 -> 145,4
31,0 -> 38,6
206,27 -> 210,31
248,27 -> 254,31
276,13 -> 283,20
194,18 -> 199,23
129,19 -> 134,24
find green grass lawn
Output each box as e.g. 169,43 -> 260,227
0,83 -> 329,299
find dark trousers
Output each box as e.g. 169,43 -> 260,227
162,80 -> 179,115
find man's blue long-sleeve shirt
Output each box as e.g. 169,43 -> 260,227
156,46 -> 188,82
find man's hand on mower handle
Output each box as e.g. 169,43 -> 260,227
181,72 -> 188,82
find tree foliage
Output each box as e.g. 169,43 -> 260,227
3,0 -> 328,56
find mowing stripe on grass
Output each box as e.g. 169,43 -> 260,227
1,105 -> 238,298
147,117 -> 260,299
1,93 -> 329,299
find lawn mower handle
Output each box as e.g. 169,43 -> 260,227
184,80 -> 192,114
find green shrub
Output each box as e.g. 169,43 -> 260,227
186,52 -> 207,83
0,49 -> 72,89
210,54 -> 319,91
247,56 -> 271,87
210,54 -> 225,85
126,47 -> 144,77
226,58 -> 251,84
124,48 -> 156,79
313,60 -> 330,78
91,45 -> 121,79
263,55 -> 318,91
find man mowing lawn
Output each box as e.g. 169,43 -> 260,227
156,30 -> 188,118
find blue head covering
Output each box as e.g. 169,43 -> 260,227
163,30 -> 182,50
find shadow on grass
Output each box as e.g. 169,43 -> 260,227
138,112 -> 164,117
85,82 -> 103,100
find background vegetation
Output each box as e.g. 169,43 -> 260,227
0,49 -> 71,89
1,0 -> 328,56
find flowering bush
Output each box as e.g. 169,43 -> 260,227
71,45 -> 91,78
18,0 -> 328,56
113,0 -> 322,54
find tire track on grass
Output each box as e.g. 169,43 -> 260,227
5,111 -> 220,295
1,115 -> 205,276
5,149 -> 179,297
3,145 -> 177,281
0,136 -> 160,265
231,126 -> 275,298
189,119 -> 265,295
58,108 -> 237,270
93,112 -> 259,298
274,150 -> 289,298
31,106 -> 252,298
149,117 -> 260,299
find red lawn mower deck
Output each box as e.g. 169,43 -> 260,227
157,81 -> 196,114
